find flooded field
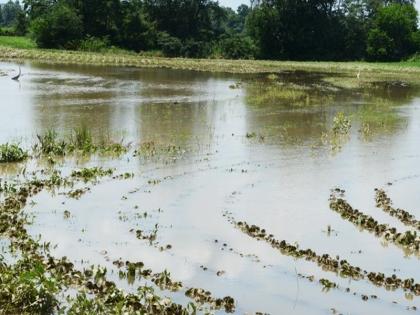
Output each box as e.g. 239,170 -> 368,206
0,61 -> 419,314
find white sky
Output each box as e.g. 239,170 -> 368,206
219,0 -> 248,9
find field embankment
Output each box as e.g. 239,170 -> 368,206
2,39 -> 420,78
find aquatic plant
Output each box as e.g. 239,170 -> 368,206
0,143 -> 28,163
70,167 -> 114,182
35,130 -> 67,156
332,112 -> 351,135
34,129 -> 128,157
68,127 -> 95,153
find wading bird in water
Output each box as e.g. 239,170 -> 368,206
11,66 -> 21,81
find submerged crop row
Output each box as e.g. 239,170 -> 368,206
0,165 -> 237,314
222,187 -> 420,306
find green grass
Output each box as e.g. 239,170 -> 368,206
0,36 -> 36,49
34,128 -> 128,156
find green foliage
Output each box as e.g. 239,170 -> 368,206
367,29 -> 394,61
0,143 -> 28,163
14,11 -> 28,35
36,130 -> 67,155
34,128 -> 128,156
0,0 -> 23,27
29,3 -> 83,49
181,38 -> 211,58
246,0 -> 346,60
0,257 -> 59,314
219,35 -> 256,59
367,4 -> 419,61
157,32 -> 182,57
11,0 -> 420,62
119,2 -> 156,52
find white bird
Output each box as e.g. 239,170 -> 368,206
356,70 -> 361,80
11,66 -> 21,81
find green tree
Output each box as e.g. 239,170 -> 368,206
246,0 -> 345,60
1,0 -> 23,26
144,0 -> 225,41
69,0 -> 123,40
118,0 -> 156,51
29,3 -> 83,49
14,11 -> 28,35
367,3 -> 418,60
219,34 -> 256,59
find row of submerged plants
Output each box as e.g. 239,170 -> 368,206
0,164 -> 236,314
329,189 -> 419,254
114,261 -> 235,313
223,211 -> 420,297
375,188 -> 420,231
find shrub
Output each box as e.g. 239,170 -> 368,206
181,39 -> 211,58
367,4 -> 418,61
367,29 -> 395,61
219,35 -> 257,59
157,32 -> 182,57
29,3 -> 83,49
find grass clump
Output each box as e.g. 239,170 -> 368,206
247,82 -> 309,107
68,127 -> 95,153
36,130 -> 67,156
0,36 -> 37,49
0,143 -> 28,163
34,128 -> 128,157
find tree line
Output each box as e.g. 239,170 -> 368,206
1,0 -> 419,61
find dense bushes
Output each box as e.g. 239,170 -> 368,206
29,4 -> 83,49
367,4 -> 419,61
246,0 -> 420,61
156,32 -> 182,57
218,35 -> 256,59
0,0 -> 418,61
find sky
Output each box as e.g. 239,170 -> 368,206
219,0 -> 248,9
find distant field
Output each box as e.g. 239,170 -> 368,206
0,36 -> 36,49
1,37 -> 420,78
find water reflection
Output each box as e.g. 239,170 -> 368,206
1,60 -> 420,314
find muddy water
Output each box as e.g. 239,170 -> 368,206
1,61 -> 419,314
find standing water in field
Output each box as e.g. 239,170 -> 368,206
0,61 -> 419,314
